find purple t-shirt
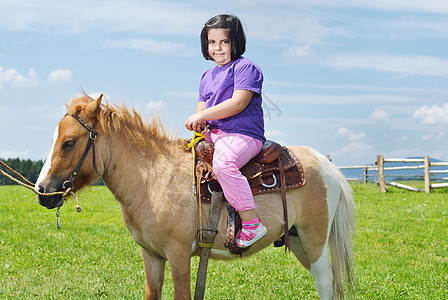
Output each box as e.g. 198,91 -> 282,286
198,57 -> 265,142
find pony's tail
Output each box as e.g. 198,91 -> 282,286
329,170 -> 356,300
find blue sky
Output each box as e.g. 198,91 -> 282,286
1,0 -> 448,166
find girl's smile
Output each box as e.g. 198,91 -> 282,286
207,28 -> 232,67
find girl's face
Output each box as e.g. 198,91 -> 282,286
207,28 -> 232,67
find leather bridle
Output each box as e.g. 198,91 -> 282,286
62,113 -> 101,192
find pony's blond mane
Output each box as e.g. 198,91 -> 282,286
66,94 -> 183,146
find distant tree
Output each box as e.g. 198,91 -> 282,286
0,158 -> 44,185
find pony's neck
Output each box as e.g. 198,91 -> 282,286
97,123 -> 192,212
96,127 -> 196,252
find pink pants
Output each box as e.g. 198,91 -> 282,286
206,129 -> 263,211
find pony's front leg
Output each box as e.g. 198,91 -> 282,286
166,246 -> 193,300
142,247 -> 166,300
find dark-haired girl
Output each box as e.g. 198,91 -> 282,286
185,14 -> 266,247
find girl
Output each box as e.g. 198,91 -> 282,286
185,14 -> 266,247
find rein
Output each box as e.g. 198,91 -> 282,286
0,159 -> 82,229
0,113 -> 101,216
0,160 -> 73,198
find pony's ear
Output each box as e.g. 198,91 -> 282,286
85,94 -> 103,116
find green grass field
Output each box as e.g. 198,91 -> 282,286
0,183 -> 447,299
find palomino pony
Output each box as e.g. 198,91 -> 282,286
35,94 -> 356,300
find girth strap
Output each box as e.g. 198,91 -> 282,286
278,157 -> 290,253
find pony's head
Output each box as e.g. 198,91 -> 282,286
35,94 -> 103,209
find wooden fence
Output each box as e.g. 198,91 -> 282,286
335,155 -> 448,193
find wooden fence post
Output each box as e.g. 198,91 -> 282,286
424,156 -> 430,193
363,164 -> 368,184
377,155 -> 386,193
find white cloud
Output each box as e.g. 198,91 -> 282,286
331,141 -> 375,164
421,133 -> 433,141
303,0 -> 448,14
167,91 -> 198,99
430,150 -> 448,161
247,10 -> 347,45
146,100 -> 166,113
265,130 -> 286,137
421,132 -> 444,141
389,17 -> 448,38
271,93 -> 413,105
349,0 -> 448,14
413,103 -> 448,124
1,149 -> 30,159
266,81 -> 448,96
283,46 -> 316,63
337,127 -> 365,141
0,1 -> 346,46
0,1 -> 204,34
370,109 -> 390,121
47,69 -> 72,84
0,0 -> 446,54
0,66 -> 72,88
101,39 -> 193,56
0,67 -> 40,88
87,93 -> 111,102
386,147 -> 421,158
321,54 -> 448,77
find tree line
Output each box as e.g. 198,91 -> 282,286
0,158 -> 44,185
0,158 -> 104,186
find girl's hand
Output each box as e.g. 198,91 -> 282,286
197,122 -> 208,134
185,113 -> 207,133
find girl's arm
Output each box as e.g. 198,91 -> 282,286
185,89 -> 253,131
196,101 -> 206,113
185,101 -> 207,132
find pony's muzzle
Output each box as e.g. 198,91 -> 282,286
37,184 -> 65,209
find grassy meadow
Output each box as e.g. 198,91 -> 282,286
0,183 -> 447,299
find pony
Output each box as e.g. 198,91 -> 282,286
35,94 -> 356,300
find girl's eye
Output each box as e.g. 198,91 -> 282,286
63,140 -> 76,150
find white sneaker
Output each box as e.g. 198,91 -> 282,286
236,222 -> 267,248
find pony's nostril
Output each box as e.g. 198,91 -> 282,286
38,186 -> 45,194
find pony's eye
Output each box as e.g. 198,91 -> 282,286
63,140 -> 76,149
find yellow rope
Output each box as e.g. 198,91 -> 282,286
187,132 -> 206,186
197,169 -> 205,247
187,132 -> 206,249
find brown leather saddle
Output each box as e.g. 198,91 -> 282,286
194,140 -> 306,202
193,139 -> 306,254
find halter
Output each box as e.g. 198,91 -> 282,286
62,113 -> 101,192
